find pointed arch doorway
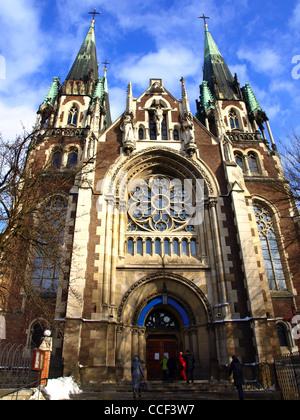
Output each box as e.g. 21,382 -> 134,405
138,298 -> 190,380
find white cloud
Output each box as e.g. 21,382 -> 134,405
0,102 -> 37,141
289,2 -> 300,30
237,48 -> 284,76
114,46 -> 200,94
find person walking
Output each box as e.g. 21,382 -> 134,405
184,350 -> 195,384
179,352 -> 187,381
229,355 -> 245,400
131,355 -> 144,399
167,356 -> 176,382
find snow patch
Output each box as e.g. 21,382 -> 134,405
41,377 -> 82,400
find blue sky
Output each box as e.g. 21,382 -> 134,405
1,0 -> 300,152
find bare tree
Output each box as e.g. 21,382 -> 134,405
0,129 -> 106,333
280,132 -> 300,205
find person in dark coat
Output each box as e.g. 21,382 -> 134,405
167,357 -> 176,382
131,355 -> 144,399
229,355 -> 245,400
184,350 -> 195,384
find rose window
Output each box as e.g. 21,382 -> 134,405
127,175 -> 197,232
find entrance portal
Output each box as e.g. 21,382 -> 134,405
144,307 -> 181,380
146,335 -> 178,380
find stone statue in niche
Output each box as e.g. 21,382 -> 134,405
121,110 -> 135,155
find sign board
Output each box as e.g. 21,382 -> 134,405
32,349 -> 45,371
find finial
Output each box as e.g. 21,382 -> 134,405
88,8 -> 101,23
198,13 -> 211,27
102,60 -> 111,72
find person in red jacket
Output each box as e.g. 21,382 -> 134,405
179,352 -> 187,380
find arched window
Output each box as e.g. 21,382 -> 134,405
127,239 -> 134,255
191,239 -> 197,255
146,239 -> 152,255
173,129 -> 179,141
276,323 -> 289,347
248,153 -> 259,174
139,128 -> 144,140
52,150 -> 62,169
161,114 -> 168,140
155,239 -> 161,255
67,149 -> 78,168
254,205 -> 287,291
229,109 -> 240,130
173,239 -> 179,255
32,196 -> 68,295
182,239 -> 188,255
67,106 -> 79,126
149,111 -> 157,140
234,152 -> 245,172
30,320 -> 47,348
137,239 -> 143,255
164,239 -> 170,256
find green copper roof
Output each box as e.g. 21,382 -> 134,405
43,77 -> 60,107
203,25 -> 241,101
66,22 -> 99,82
92,68 -> 112,128
204,25 -> 222,59
201,81 -> 215,111
244,83 -> 262,114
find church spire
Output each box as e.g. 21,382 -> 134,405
65,20 -> 99,84
202,21 -> 242,101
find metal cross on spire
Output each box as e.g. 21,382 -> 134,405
89,8 -> 101,22
198,13 -> 211,26
102,60 -> 111,71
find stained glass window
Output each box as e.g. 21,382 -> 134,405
254,205 -> 287,291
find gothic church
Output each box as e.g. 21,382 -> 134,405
3,14 -> 300,385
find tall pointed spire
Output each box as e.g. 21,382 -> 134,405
202,22 -> 242,101
65,20 -> 99,83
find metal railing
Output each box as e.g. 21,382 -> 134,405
0,377 -> 48,400
274,352 -> 300,400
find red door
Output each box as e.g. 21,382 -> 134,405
146,336 -> 178,380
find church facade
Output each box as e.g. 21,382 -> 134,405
3,17 -> 300,385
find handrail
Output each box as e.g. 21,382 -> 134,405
0,377 -> 48,400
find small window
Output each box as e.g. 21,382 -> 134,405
146,239 -> 152,255
52,151 -> 62,169
191,239 -> 197,255
229,109 -> 240,131
137,239 -> 143,255
139,128 -> 144,140
155,239 -> 161,255
127,239 -> 134,255
67,150 -> 78,168
149,111 -> 157,140
174,129 -> 179,141
173,239 -> 179,255
164,239 -> 170,256
276,324 -> 289,347
68,106 -> 79,126
235,153 -> 244,172
182,239 -> 188,255
248,154 -> 259,174
161,115 -> 168,140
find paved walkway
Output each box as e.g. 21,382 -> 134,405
72,381 -> 282,400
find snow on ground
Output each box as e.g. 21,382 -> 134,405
40,377 -> 82,400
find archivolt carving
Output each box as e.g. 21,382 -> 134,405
117,272 -> 213,324
104,147 -> 218,199
132,292 -> 196,326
